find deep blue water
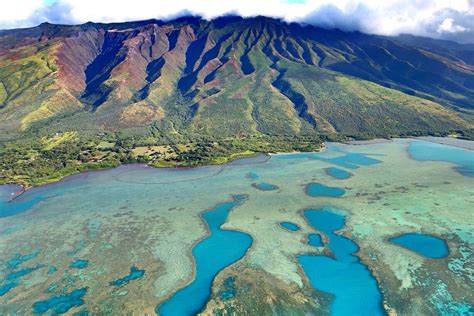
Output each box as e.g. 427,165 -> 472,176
307,233 -> 323,247
32,287 -> 88,314
409,141 -> 474,177
280,221 -> 300,231
0,282 -> 18,296
326,167 -> 352,180
388,233 -> 448,259
70,259 -> 89,269
252,182 -> 279,191
157,200 -> 253,316
298,209 -> 384,316
305,183 -> 345,197
110,266 -> 145,286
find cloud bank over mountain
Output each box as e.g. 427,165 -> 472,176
1,0 -> 473,43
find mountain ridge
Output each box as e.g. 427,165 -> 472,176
0,15 -> 473,186
1,16 -> 473,139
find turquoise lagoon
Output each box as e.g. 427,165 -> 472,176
298,209 -> 384,315
0,139 -> 473,314
305,183 -> 346,197
389,233 -> 449,259
157,199 -> 253,315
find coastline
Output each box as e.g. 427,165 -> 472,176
2,137 -> 472,199
4,164 -> 138,202
3,153 -> 271,202
269,143 -> 328,155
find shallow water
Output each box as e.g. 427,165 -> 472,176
6,249 -> 40,269
389,233 -> 448,259
32,287 -> 87,314
252,182 -> 279,191
0,138 -> 472,314
70,259 -> 89,269
409,140 -> 474,177
110,266 -> 145,286
245,171 -> 259,181
326,167 -> 352,180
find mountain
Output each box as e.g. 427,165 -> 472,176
1,16 -> 473,140
0,16 -> 473,185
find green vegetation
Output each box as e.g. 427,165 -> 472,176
0,16 -> 473,187
0,130 -> 325,187
2,126 -> 471,187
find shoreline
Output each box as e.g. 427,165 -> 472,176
3,153 -> 271,202
268,143 -> 328,155
2,137 -> 472,200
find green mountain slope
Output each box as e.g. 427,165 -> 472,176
1,16 -> 473,138
0,16 -> 473,185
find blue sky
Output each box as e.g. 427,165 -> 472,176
0,0 -> 473,43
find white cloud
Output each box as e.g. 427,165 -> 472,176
437,17 -> 467,33
0,0 -> 44,27
0,0 -> 473,43
59,0 -> 308,23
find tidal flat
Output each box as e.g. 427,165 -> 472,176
0,138 -> 473,315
